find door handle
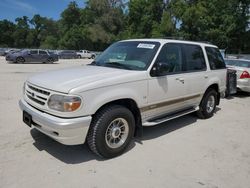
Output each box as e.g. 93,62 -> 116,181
176,77 -> 185,83
204,75 -> 208,79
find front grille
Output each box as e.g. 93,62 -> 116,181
28,85 -> 50,96
25,84 -> 50,106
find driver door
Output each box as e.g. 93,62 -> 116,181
146,43 -> 188,119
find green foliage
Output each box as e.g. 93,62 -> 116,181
0,0 -> 249,52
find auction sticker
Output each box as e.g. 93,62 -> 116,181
137,43 -> 155,49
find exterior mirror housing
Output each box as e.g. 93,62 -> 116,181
151,62 -> 170,77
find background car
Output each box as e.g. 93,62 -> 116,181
225,58 -> 250,93
5,49 -> 58,64
58,50 -> 78,59
76,50 -> 96,59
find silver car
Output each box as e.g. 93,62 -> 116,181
225,58 -> 250,93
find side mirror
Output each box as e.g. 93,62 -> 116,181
151,62 -> 170,77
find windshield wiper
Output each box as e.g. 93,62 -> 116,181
104,62 -> 132,70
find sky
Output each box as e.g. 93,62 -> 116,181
0,0 -> 86,22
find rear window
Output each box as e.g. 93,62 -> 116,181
205,47 -> 226,70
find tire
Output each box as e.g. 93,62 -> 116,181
16,57 -> 25,64
77,55 -> 81,59
87,105 -> 135,158
196,89 -> 217,119
47,57 -> 54,63
91,55 -> 95,59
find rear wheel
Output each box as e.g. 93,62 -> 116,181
87,105 -> 135,158
197,89 -> 217,119
77,55 -> 81,59
16,57 -> 25,64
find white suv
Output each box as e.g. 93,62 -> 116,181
19,39 -> 227,158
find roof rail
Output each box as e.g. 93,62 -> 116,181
163,37 -> 213,44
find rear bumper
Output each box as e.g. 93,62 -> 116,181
19,99 -> 92,145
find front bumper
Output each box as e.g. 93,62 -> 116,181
19,99 -> 92,145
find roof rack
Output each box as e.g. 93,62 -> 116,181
163,37 -> 212,44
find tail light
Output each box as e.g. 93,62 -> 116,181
240,71 -> 250,79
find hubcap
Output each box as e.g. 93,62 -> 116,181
105,118 -> 129,149
206,95 -> 215,113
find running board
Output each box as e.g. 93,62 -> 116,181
143,107 -> 198,126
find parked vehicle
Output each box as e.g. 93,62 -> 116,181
4,48 -> 20,56
225,58 -> 250,93
19,39 -> 227,158
6,49 -> 58,63
0,48 -> 6,56
58,50 -> 78,59
76,50 -> 96,59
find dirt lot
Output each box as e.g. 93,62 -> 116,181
0,56 -> 250,188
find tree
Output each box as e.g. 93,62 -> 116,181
0,20 -> 16,47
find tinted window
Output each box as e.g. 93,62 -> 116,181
39,50 -> 47,55
155,43 -> 183,74
30,50 -> 38,54
182,44 -> 206,71
205,47 -> 226,69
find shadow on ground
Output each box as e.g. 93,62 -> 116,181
30,107 -> 221,164
30,128 -> 136,164
225,91 -> 250,100
141,107 -> 221,141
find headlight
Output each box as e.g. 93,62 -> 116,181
48,94 -> 82,112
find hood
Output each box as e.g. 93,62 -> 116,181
27,65 -> 147,93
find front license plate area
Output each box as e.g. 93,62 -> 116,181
23,111 -> 32,127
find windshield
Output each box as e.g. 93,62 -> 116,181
225,59 -> 250,68
92,41 -> 160,70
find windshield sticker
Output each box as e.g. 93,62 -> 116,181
137,43 -> 155,49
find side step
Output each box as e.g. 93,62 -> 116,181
142,107 -> 198,126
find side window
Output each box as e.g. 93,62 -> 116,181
30,50 -> 38,55
182,44 -> 206,71
155,43 -> 183,75
205,47 -> 226,70
39,50 -> 47,55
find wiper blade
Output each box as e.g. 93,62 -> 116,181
104,62 -> 132,70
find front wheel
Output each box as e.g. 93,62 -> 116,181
196,89 -> 217,119
87,105 -> 135,158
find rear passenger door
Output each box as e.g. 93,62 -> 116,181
181,44 -> 208,106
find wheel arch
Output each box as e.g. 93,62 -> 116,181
92,98 -> 143,137
204,83 -> 220,105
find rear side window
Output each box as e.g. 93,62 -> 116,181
39,50 -> 47,55
205,47 -> 226,69
182,44 -> 206,71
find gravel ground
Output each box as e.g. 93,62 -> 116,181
0,56 -> 250,188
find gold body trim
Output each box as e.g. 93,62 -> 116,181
140,94 -> 202,112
